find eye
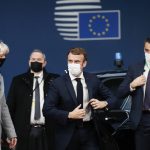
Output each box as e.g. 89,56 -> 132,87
74,60 -> 80,64
30,58 -> 43,62
37,58 -> 43,62
30,58 -> 36,61
68,60 -> 73,63
145,49 -> 150,53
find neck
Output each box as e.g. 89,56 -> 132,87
31,70 -> 43,76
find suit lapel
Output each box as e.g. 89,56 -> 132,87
84,72 -> 93,100
43,71 -> 50,96
140,60 -> 146,96
138,60 -> 145,75
64,74 -> 78,105
22,72 -> 34,93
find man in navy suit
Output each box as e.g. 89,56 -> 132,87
43,47 -> 116,150
118,37 -> 150,150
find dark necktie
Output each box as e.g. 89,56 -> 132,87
75,78 -> 83,108
143,71 -> 150,110
34,77 -> 41,120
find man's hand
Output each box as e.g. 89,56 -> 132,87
130,75 -> 146,89
89,98 -> 108,109
68,104 -> 86,119
6,137 -> 17,149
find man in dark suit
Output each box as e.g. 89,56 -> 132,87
7,49 -> 59,150
118,37 -> 150,150
43,47 -> 116,150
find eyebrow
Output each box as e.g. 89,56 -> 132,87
145,49 -> 150,51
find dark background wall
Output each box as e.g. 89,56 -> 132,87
0,0 -> 150,93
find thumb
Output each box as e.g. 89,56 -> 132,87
75,104 -> 81,110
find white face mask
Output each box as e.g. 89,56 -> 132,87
68,63 -> 82,77
145,52 -> 150,63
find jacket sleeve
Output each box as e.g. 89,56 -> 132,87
0,75 -> 16,138
1,95 -> 17,138
117,66 -> 135,99
97,79 -> 117,109
6,78 -> 16,121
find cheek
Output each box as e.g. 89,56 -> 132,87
42,62 -> 46,67
82,62 -> 87,68
80,64 -> 85,69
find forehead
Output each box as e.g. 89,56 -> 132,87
30,52 -> 44,59
145,42 -> 150,48
68,53 -> 84,60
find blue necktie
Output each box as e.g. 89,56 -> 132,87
34,77 -> 41,120
143,71 -> 150,110
75,78 -> 83,108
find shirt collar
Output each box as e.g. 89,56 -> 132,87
144,61 -> 150,71
69,72 -> 84,81
34,71 -> 43,80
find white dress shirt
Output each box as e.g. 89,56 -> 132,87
30,71 -> 45,124
143,63 -> 150,99
69,72 -> 91,121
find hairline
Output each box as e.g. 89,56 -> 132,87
29,49 -> 46,61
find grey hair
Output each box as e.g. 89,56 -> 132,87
29,49 -> 46,60
0,41 -> 9,55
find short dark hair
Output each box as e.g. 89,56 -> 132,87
144,37 -> 150,44
30,49 -> 46,60
67,48 -> 87,61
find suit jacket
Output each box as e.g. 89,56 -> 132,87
0,74 -> 16,150
43,72 -> 116,150
117,60 -> 145,129
6,70 -> 59,150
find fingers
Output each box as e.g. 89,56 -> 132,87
140,75 -> 146,82
7,138 -> 17,149
89,99 -> 99,106
69,105 -> 86,119
131,75 -> 146,88
89,98 -> 98,106
78,110 -> 86,119
89,99 -> 94,103
89,99 -> 108,109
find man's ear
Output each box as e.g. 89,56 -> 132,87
43,61 -> 47,67
83,61 -> 87,68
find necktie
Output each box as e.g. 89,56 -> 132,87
75,78 -> 83,108
143,71 -> 150,110
34,77 -> 41,120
